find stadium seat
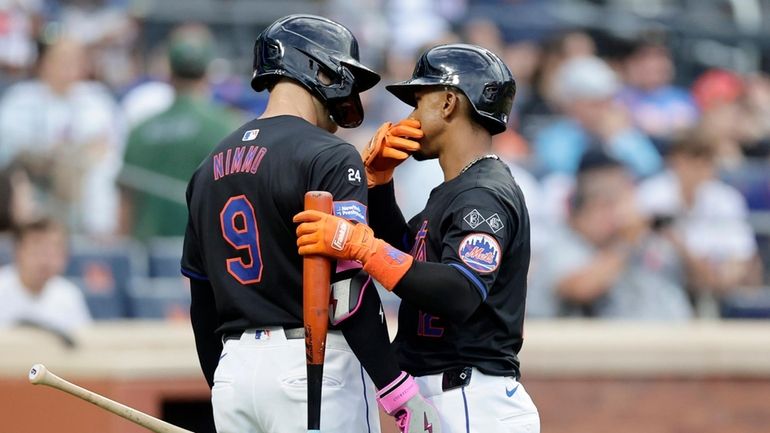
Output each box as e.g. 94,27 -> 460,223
65,237 -> 148,319
129,277 -> 190,320
0,234 -> 12,266
720,159 -> 770,211
720,287 -> 770,319
758,233 -> 770,286
147,237 -> 184,278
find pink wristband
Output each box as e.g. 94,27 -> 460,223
376,372 -> 418,415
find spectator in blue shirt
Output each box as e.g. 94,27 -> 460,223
534,56 -> 662,178
617,37 -> 698,144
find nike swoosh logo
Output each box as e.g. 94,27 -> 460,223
506,384 -> 519,397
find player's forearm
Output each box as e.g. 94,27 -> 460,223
338,282 -> 402,389
189,278 -> 222,389
368,181 -> 410,249
393,261 -> 483,324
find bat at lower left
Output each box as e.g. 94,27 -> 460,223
28,364 -> 194,433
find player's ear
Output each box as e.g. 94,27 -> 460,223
440,89 -> 460,120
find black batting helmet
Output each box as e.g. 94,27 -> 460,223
251,14 -> 380,128
387,44 -> 516,135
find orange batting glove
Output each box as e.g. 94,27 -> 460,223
294,210 -> 414,290
362,119 -> 423,188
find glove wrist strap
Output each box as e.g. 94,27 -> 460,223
362,239 -> 413,291
365,165 -> 391,188
376,372 -> 418,415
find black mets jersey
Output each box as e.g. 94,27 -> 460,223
181,115 -> 368,333
394,158 -> 531,377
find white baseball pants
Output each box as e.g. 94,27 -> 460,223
415,368 -> 540,433
211,327 -> 381,433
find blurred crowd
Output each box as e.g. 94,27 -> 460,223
1,0 -> 770,336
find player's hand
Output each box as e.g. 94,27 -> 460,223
377,372 -> 442,433
293,210 -> 377,263
293,210 -> 414,290
362,119 -> 423,188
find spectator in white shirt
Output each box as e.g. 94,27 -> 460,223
637,129 -> 762,311
528,150 -> 692,320
0,36 -> 124,235
0,217 -> 91,335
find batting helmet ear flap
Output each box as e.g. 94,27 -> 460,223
296,51 -> 367,127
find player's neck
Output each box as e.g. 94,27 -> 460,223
439,125 -> 493,182
259,82 -> 319,125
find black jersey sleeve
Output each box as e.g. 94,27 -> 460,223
368,181 -> 410,250
439,187 -> 516,300
181,179 -> 207,280
393,261 -> 482,323
307,144 -> 368,284
393,187 -> 516,323
308,144 -> 368,218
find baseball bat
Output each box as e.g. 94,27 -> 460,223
28,364 -> 193,433
303,191 -> 333,433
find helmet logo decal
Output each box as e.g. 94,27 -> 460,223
482,84 -> 499,102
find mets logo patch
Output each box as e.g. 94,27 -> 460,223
458,233 -> 500,273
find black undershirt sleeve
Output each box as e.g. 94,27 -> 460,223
338,281 -> 402,389
189,278 -> 221,389
368,181 -> 410,250
393,261 -> 483,324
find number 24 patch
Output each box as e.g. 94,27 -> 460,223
345,166 -> 362,186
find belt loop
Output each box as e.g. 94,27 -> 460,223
283,327 -> 306,340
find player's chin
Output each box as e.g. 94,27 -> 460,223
411,149 -> 433,161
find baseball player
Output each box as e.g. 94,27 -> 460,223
294,44 -> 540,432
181,15 -> 439,433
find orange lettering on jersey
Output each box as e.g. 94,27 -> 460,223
224,148 -> 232,176
230,146 -> 246,173
213,153 -> 224,180
213,146 -> 268,181
240,146 -> 259,173
249,147 -> 268,174
410,220 -> 428,262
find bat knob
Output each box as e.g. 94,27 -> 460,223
29,363 -> 48,384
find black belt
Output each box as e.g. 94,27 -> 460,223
223,327 -> 305,342
441,366 -> 473,391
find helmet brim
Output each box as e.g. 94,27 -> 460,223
299,44 -> 381,92
386,77 -> 447,107
340,58 -> 380,92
